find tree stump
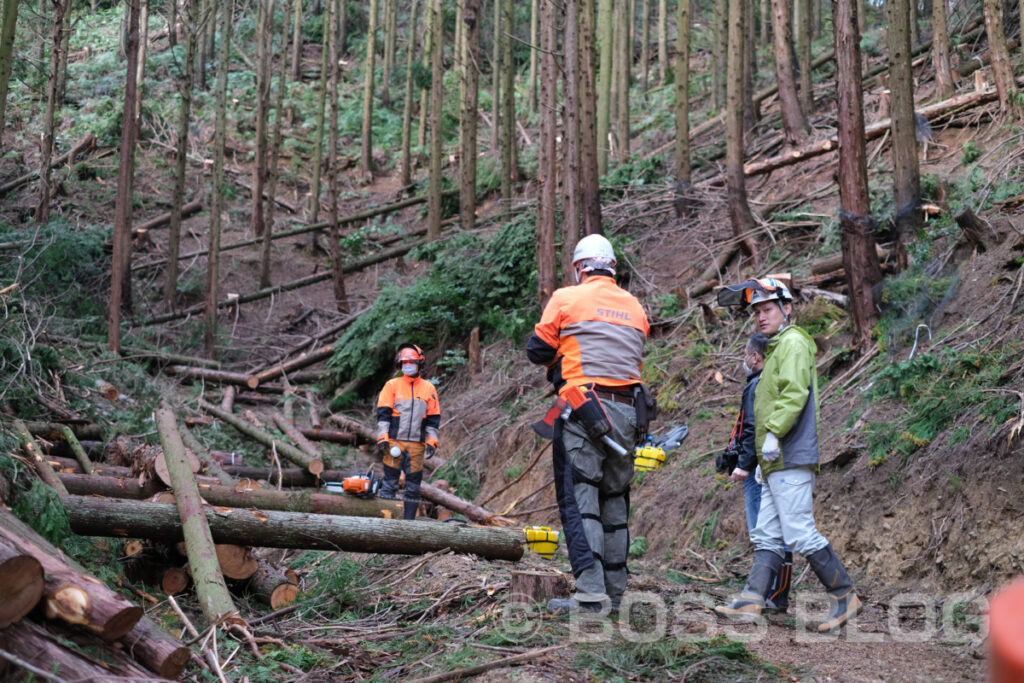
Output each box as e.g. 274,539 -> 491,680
509,570 -> 569,608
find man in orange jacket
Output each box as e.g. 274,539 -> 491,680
526,234 -> 650,615
376,343 -> 441,520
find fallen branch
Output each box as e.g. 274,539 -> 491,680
407,644 -> 568,683
132,199 -> 202,236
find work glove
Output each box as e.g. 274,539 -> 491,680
425,444 -> 435,459
762,432 -> 780,461
376,437 -> 389,458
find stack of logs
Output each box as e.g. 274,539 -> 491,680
0,505 -> 190,679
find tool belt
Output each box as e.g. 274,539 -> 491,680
593,385 -> 635,405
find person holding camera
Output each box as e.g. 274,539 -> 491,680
717,332 -> 791,612
714,278 -> 860,631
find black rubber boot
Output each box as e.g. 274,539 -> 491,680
403,470 -> 423,520
807,545 -> 862,632
764,551 -> 793,613
715,550 -> 782,622
380,465 -> 401,500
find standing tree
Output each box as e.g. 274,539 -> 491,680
0,0 -> 21,138
564,0 -> 582,278
205,0 -> 232,359
795,0 -> 813,113
596,0 -> 612,174
527,0 -> 538,113
614,0 -> 630,163
712,0 -> 726,108
930,0 -> 953,101
674,0 -> 690,184
260,0 -> 292,288
640,0 -> 649,93
400,0 -> 421,187
833,0 -> 882,347
770,0 -> 808,143
490,0 -> 499,153
536,0 -> 557,303
426,0 -> 443,239
382,0 -> 396,107
166,0 -> 198,309
308,0 -> 331,222
251,0 -> 273,237
580,0 -> 602,235
500,0 -> 514,205
460,0 -> 480,231
327,0 -> 347,312
290,0 -> 302,81
656,0 -> 667,84
35,0 -> 68,224
361,0 -> 379,179
132,0 -> 147,124
887,0 -> 919,267
726,0 -> 756,259
108,0 -> 141,354
983,0 -> 1019,114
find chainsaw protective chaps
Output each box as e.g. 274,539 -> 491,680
553,400 -> 638,604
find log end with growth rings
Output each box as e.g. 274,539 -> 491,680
0,556 -> 44,628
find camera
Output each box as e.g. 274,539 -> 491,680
716,446 -> 739,474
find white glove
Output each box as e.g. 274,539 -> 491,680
754,465 -> 763,484
762,432 -> 780,461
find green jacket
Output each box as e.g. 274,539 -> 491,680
753,325 -> 820,476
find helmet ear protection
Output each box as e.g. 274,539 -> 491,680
395,343 -> 425,369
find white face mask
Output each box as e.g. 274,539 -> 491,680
401,363 -> 418,376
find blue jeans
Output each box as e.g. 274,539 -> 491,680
743,475 -> 761,539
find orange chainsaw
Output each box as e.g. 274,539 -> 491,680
339,470 -> 382,499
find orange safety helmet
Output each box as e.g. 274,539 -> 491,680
395,343 -> 425,369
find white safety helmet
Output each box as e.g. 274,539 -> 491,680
572,234 -> 617,282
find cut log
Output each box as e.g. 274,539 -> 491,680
687,245 -> 740,299
0,539 -> 44,628
298,427 -> 356,444
65,495 -> 526,561
22,421 -> 104,441
810,245 -> 891,274
419,482 -> 511,526
131,198 -> 202,236
326,413 -> 377,444
154,444 -> 202,488
161,566 -> 190,595
154,402 -> 242,628
59,469 -> 407,518
253,344 -> 335,385
271,412 -> 324,474
179,425 -> 236,487
57,471 -> 165,498
248,560 -> 299,609
13,419 -> 68,495
216,544 -> 259,580
0,619 -> 155,681
166,365 -> 261,389
201,399 -> 323,476
509,569 -> 570,606
0,507 -> 142,640
120,614 -> 191,679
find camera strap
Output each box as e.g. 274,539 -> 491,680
727,406 -> 744,452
